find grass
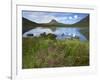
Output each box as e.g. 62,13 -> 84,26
22,37 -> 89,69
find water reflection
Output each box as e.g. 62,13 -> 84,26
23,27 -> 88,41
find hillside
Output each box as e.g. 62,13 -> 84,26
72,15 -> 89,27
40,19 -> 70,27
22,17 -> 39,33
43,19 -> 66,25
22,15 -> 89,33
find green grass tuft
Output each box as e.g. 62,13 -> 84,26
22,37 -> 89,69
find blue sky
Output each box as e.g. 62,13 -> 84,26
22,11 -> 89,24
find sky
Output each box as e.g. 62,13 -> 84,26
22,11 -> 89,24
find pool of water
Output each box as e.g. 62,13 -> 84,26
23,27 -> 88,41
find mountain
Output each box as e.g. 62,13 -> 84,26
22,17 -> 39,33
72,15 -> 89,27
22,15 -> 89,33
40,19 -> 69,26
48,19 -> 62,25
41,15 -> 89,27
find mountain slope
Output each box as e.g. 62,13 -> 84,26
40,19 -> 70,27
72,15 -> 89,27
22,17 -> 39,33
47,19 -> 65,25
22,15 -> 89,33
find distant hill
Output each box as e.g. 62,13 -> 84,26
40,15 -> 89,27
49,19 -> 59,24
22,15 -> 89,33
39,19 -> 69,27
72,15 -> 89,27
45,19 -> 66,25
22,17 -> 39,33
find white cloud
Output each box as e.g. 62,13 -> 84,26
23,11 -> 56,23
68,16 -> 73,20
22,11 -> 88,24
74,15 -> 78,19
